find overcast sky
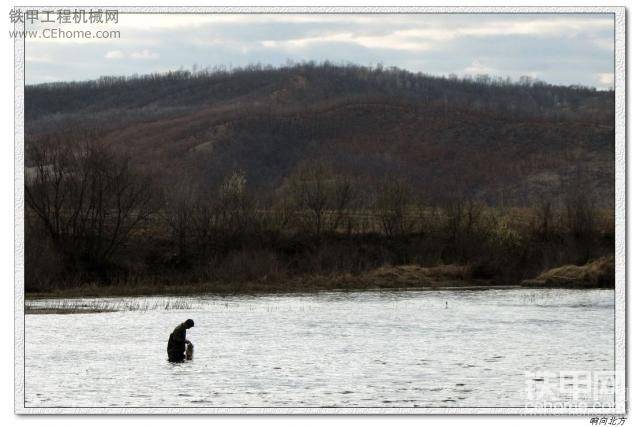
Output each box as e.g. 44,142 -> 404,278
24,13 -> 615,89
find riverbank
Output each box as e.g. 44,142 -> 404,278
521,256 -> 614,288
25,264 -> 486,299
25,259 -> 614,300
25,307 -> 117,314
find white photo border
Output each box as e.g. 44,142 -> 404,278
13,5 -> 626,415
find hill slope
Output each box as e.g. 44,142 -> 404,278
25,63 -> 614,207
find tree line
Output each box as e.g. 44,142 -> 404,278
25,138 -> 613,292
26,61 -> 613,129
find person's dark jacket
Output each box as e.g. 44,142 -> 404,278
167,322 -> 188,361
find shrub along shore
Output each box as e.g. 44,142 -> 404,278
25,143 -> 613,297
25,257 -> 614,300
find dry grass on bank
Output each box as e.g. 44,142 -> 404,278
353,264 -> 474,288
521,256 -> 614,288
25,264 -> 488,300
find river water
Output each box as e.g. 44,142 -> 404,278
24,288 -> 614,408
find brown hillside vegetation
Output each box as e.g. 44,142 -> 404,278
26,62 -> 614,207
24,63 -> 615,294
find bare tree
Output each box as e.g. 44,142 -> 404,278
563,178 -> 597,263
161,177 -> 198,263
531,194 -> 558,240
288,164 -> 356,236
25,138 -> 153,268
440,194 -> 488,260
330,175 -> 356,233
374,177 -> 414,237
216,170 -> 255,237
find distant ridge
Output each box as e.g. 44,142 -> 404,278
25,62 -> 614,207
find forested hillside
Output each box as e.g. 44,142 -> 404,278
24,63 -> 615,292
26,62 -> 614,207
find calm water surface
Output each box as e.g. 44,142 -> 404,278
25,288 -> 614,408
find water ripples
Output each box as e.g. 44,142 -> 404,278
25,288 -> 614,408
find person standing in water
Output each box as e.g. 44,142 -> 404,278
167,319 -> 194,362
